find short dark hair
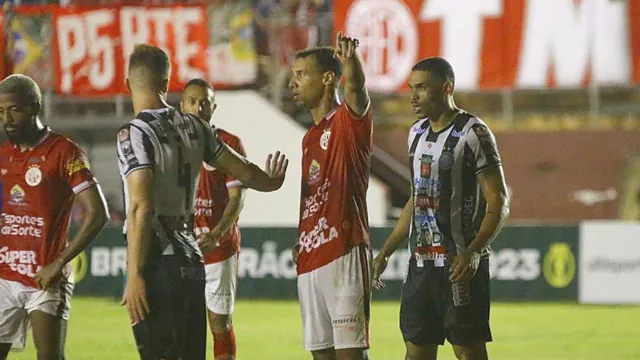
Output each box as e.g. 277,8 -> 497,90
412,57 -> 455,87
294,46 -> 343,82
183,78 -> 214,92
0,74 -> 42,105
128,44 -> 171,88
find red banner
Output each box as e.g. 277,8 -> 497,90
51,5 -> 207,95
0,12 -> 4,81
630,0 -> 640,84
334,0 -> 638,92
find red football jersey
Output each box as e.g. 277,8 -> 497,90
297,102 -> 373,275
0,130 -> 96,288
193,129 -> 245,264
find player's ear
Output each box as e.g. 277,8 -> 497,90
322,71 -> 335,87
30,102 -> 40,117
179,100 -> 185,112
212,103 -> 218,114
443,81 -> 454,96
125,78 -> 131,93
161,79 -> 169,94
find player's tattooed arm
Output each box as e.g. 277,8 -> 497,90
121,168 -> 154,324
35,184 -> 109,290
449,166 -> 510,283
334,31 -> 370,118
470,166 -> 510,252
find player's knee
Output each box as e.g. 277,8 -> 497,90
335,348 -> 369,360
211,313 -> 232,333
36,349 -> 64,360
311,348 -> 336,360
405,342 -> 437,360
452,343 -> 487,360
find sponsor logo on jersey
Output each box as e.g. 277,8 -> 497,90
0,247 -> 43,278
25,165 -> 42,187
412,126 -> 426,134
320,130 -> 331,150
194,197 -> 214,217
9,185 -> 25,205
308,160 -> 321,184
1,169 -> 6,175
1,213 -> 45,238
302,179 -> 330,220
451,129 -> 465,138
299,216 -> 339,253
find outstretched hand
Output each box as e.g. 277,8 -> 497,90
334,31 -> 360,62
265,151 -> 289,189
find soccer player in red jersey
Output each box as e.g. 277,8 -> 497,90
289,32 -> 372,360
0,74 -> 109,359
181,79 -> 245,360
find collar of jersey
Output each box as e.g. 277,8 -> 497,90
13,126 -> 51,152
314,106 -> 339,127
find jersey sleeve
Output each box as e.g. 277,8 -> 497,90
334,102 -> 373,148
117,124 -> 153,177
225,137 -> 247,189
202,125 -> 226,166
466,122 -> 502,174
59,142 -> 96,194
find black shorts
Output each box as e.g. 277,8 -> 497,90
132,254 -> 207,360
400,258 -> 492,346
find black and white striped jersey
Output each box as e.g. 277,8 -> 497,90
116,107 -> 225,257
407,111 -> 502,268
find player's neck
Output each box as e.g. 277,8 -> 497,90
17,121 -> 47,152
429,100 -> 459,132
310,93 -> 340,126
132,93 -> 170,115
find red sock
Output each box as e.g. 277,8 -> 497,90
213,326 -> 236,360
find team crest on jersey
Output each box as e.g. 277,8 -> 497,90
308,160 -> 321,184
118,128 -> 130,142
25,165 -> 42,187
1,169 -> 6,175
320,130 -> 331,150
9,184 -> 25,205
439,152 -> 454,171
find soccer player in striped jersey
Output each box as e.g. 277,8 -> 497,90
181,78 -> 245,360
372,57 -> 510,360
117,44 -> 288,360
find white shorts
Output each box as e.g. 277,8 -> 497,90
297,245 -> 372,351
204,254 -> 238,315
0,277 -> 73,350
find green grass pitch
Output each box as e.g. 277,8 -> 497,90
9,297 -> 640,359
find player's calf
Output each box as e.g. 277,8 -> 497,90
452,342 -> 488,360
208,312 -> 236,360
0,344 -> 11,360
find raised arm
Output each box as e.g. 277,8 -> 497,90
334,31 -> 370,117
